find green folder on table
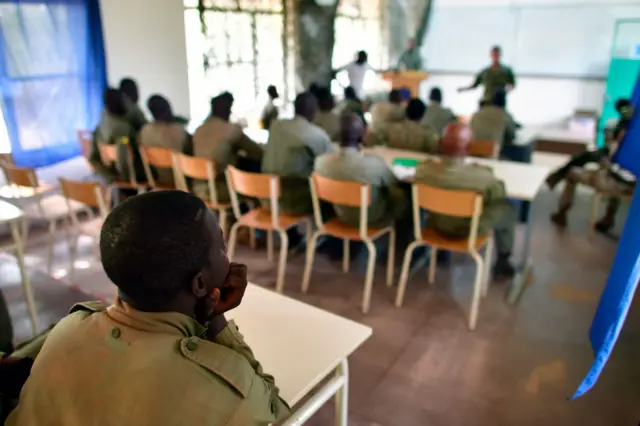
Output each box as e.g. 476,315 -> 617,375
391,158 -> 419,168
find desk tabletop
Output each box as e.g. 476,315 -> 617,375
365,146 -> 550,201
228,284 -> 372,405
0,199 -> 24,223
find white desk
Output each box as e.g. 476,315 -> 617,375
0,200 -> 38,334
244,128 -> 269,145
228,284 -> 372,425
364,146 -> 550,304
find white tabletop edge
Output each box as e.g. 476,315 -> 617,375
228,284 -> 372,405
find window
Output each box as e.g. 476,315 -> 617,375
333,0 -> 387,69
184,0 -> 293,125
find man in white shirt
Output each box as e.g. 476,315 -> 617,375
333,51 -> 374,100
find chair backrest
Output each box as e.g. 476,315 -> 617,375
59,178 -> 109,221
411,183 -> 484,248
2,164 -> 38,188
173,153 -> 217,202
225,165 -> 278,199
225,165 -> 280,227
77,130 -> 93,160
468,140 -> 498,159
140,146 -> 175,188
140,146 -> 173,168
310,173 -> 371,239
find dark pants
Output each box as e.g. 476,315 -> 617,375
0,291 -> 13,354
551,148 -> 609,182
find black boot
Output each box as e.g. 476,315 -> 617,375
493,254 -> 516,279
595,217 -> 615,234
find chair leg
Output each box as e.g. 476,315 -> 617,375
69,232 -> 78,283
362,239 -> 377,314
249,227 -> 256,250
482,237 -> 494,297
267,230 -> 274,262
275,229 -> 289,294
227,222 -> 242,261
302,231 -> 323,293
468,251 -> 484,331
395,241 -> 423,308
46,219 -> 58,274
305,219 -> 312,246
428,247 -> 438,285
11,219 -> 38,335
386,230 -> 396,287
342,239 -> 350,273
589,192 -> 601,239
219,210 -> 229,241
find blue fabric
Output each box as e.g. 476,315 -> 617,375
0,0 -> 107,167
573,71 -> 640,398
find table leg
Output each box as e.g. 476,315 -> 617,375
507,201 -> 534,305
335,359 -> 349,426
12,218 -> 39,334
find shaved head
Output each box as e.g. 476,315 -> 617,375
339,112 -> 365,148
440,122 -> 472,157
294,92 -> 318,122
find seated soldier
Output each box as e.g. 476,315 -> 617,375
546,98 -> 634,190
6,191 -> 289,425
470,89 -> 517,148
369,89 -> 405,132
415,122 -> 517,277
119,77 -> 148,133
422,87 -> 457,135
92,88 -> 145,184
260,85 -> 279,130
262,92 -> 336,215
315,113 -> 406,228
138,94 -> 191,187
193,92 -> 264,203
550,145 -> 635,233
369,98 -> 439,154
339,86 -> 367,128
313,87 -> 341,141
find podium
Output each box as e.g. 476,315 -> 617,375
381,71 -> 429,98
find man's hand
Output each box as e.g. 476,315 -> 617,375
213,262 -> 248,316
457,87 -> 467,93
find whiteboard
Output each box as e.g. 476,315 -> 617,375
425,4 -> 640,78
515,5 -> 640,77
423,6 -> 518,74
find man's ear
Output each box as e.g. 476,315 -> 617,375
191,272 -> 208,298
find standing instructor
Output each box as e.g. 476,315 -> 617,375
458,46 -> 516,104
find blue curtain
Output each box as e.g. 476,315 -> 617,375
573,70 -> 640,398
0,0 -> 107,167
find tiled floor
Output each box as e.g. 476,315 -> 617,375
2,177 -> 639,425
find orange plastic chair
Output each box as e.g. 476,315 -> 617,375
173,153 -> 232,238
139,146 -> 177,191
302,173 -> 396,314
97,138 -> 147,193
468,140 -> 499,159
225,166 -> 312,293
59,178 -> 110,281
395,183 -> 494,330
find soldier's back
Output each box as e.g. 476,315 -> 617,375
7,302 -> 257,426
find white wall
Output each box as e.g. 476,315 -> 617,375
424,0 -> 640,125
99,0 -> 191,117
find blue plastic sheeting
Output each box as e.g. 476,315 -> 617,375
0,0 -> 106,167
573,70 -> 640,398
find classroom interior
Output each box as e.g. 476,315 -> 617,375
1,0 -> 640,424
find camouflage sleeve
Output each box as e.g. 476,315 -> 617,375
507,67 -> 516,86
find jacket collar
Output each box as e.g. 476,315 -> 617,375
107,299 -> 207,338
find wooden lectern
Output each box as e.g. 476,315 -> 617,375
381,71 -> 429,98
